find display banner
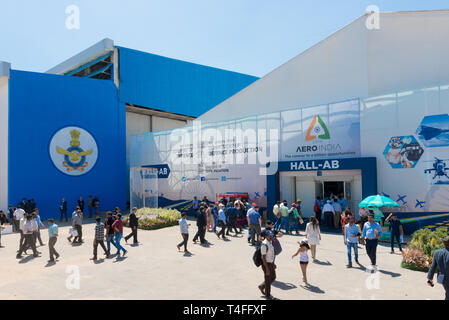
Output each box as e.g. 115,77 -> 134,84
280,99 -> 360,161
130,98 -> 359,211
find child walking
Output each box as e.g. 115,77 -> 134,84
292,239 -> 310,284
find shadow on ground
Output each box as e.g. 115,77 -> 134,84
272,281 -> 297,290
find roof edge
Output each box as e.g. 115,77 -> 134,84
46,38 -> 114,75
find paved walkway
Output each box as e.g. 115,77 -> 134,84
0,221 -> 444,300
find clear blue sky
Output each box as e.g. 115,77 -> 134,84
1,0 -> 448,77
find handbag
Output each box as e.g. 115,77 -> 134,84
69,228 -> 78,237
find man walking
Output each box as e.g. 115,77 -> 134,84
33,209 -> 45,246
193,205 -> 207,244
385,213 -> 404,254
215,204 -> 227,239
322,200 -> 335,229
18,213 -> 27,253
105,212 -> 118,256
279,200 -> 290,234
427,236 -> 449,300
59,198 -> 68,222
226,202 -> 239,236
247,205 -> 262,246
177,212 -> 191,253
112,213 -> 127,256
78,197 -> 85,215
91,216 -> 109,260
47,218 -> 59,262
258,230 -> 276,300
125,207 -> 139,244
13,206 -> 25,237
332,196 -> 342,229
362,213 -> 382,268
16,214 -> 39,258
68,207 -> 83,243
344,216 -> 360,268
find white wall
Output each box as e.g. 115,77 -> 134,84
0,76 -> 8,211
198,11 -> 449,123
126,112 -> 187,167
152,116 -> 187,132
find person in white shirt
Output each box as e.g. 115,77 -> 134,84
305,217 -> 321,261
273,201 -> 281,230
177,212 -> 191,254
292,238 -> 311,284
13,207 -> 25,234
18,215 -> 27,252
16,215 -> 39,258
322,200 -> 335,229
332,197 -> 342,229
258,230 -> 276,300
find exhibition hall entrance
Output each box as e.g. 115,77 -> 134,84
279,170 -> 362,217
322,181 -> 344,198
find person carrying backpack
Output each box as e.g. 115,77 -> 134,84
255,230 -> 277,300
289,203 -> 303,235
259,220 -> 283,255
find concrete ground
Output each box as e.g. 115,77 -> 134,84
0,219 -> 445,300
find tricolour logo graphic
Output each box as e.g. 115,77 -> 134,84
305,115 -> 330,141
49,127 -> 98,176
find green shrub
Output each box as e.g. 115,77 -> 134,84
401,227 -> 448,271
409,227 -> 448,262
124,207 -> 181,231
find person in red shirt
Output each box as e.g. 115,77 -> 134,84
111,213 -> 127,257
341,209 -> 353,234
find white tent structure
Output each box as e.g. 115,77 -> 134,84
0,61 -> 10,211
198,10 -> 449,123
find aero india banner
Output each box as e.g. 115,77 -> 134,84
129,118 -> 275,207
280,99 -> 360,161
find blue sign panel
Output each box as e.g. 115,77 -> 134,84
142,164 -> 170,179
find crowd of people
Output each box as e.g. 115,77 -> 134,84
0,196 -> 140,263
1,194 -> 447,300
178,194 -> 448,300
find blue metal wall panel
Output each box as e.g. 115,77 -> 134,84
117,47 -> 258,117
9,70 -> 126,219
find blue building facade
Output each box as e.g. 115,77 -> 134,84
8,70 -> 126,219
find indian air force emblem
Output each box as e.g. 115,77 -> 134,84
49,127 -> 98,176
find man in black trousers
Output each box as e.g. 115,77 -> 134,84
193,205 -> 208,244
125,207 -> 139,244
91,216 -> 109,260
16,214 -> 39,258
60,198 -> 68,222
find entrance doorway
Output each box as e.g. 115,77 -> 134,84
280,169 -> 362,218
323,181 -> 344,198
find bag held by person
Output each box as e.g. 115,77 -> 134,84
69,228 -> 78,237
272,237 -> 282,255
252,243 -> 268,267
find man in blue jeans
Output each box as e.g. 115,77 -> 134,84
362,213 -> 382,268
279,201 -> 290,234
344,216 -> 361,268
104,212 -> 118,256
112,213 -> 127,257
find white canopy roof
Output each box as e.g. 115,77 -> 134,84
198,10 -> 449,122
